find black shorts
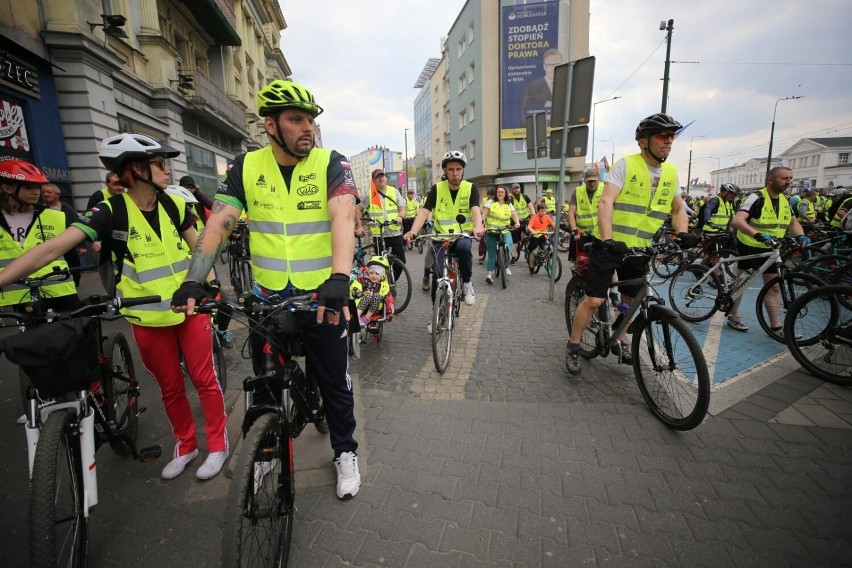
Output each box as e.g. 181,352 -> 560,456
583,239 -> 647,299
736,240 -> 777,274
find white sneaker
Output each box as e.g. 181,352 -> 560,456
17,413 -> 27,425
253,459 -> 277,495
505,268 -> 512,276
334,451 -> 361,499
463,282 -> 476,306
161,449 -> 199,480
196,450 -> 229,480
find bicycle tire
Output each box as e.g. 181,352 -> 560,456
498,244 -> 507,289
784,284 -> 852,385
431,284 -> 453,373
416,237 -> 424,254
348,328 -> 361,360
563,277 -> 602,358
102,332 -> 139,457
713,248 -> 739,280
212,330 -> 228,392
652,250 -> 689,280
802,253 -> 851,285
30,409 -> 88,568
388,256 -> 412,314
668,263 -> 720,323
222,413 -> 294,568
756,271 -> 825,343
631,311 -> 710,430
239,259 -> 254,296
544,253 -> 562,282
229,251 -> 242,295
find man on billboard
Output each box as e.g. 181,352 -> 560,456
521,49 -> 563,126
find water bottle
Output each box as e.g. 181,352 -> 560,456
616,301 -> 630,313
731,268 -> 754,294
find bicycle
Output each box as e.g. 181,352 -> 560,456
511,229 -> 530,264
414,231 -> 469,373
227,220 -> 253,296
198,294 -> 328,567
667,237 -> 825,343
485,226 -> 513,289
355,217 -> 412,314
564,245 -> 711,430
784,284 -> 852,386
0,283 -> 162,567
529,232 -> 563,282
651,227 -> 738,281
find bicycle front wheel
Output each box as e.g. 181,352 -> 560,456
668,263 -> 720,323
498,245 -> 508,289
545,253 -> 562,282
632,312 -> 710,430
30,409 -> 88,568
431,284 -> 454,373
103,332 -> 139,456
222,413 -> 294,568
756,271 -> 824,343
784,284 -> 852,385
212,330 -> 228,391
388,256 -> 412,314
563,276 -> 601,358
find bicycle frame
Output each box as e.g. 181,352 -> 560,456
690,247 -> 779,301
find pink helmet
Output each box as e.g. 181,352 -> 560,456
0,159 -> 49,185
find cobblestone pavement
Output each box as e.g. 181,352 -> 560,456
1,252 -> 850,567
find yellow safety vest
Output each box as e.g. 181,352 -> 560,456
595,153 -> 677,247
433,180 -> 474,236
831,197 -> 852,228
104,194 -> 190,326
511,194 -> 531,220
367,185 -> 402,235
484,201 -> 512,231
405,198 -> 418,218
243,147 -> 333,291
575,186 -> 603,234
737,188 -> 792,249
798,199 -> 815,222
0,208 -> 77,306
705,198 -> 732,233
543,195 -> 555,213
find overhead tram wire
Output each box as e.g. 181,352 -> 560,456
601,37 -> 666,101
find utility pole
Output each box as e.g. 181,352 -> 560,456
660,19 -> 674,113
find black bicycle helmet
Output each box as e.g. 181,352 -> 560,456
634,113 -> 683,140
441,150 -> 467,169
99,133 -> 179,174
720,183 -> 741,195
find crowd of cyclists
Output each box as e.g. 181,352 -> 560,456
1,73 -> 849,516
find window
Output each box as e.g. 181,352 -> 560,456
469,140 -> 476,161
467,62 -> 475,86
459,109 -> 467,129
457,38 -> 465,59
467,23 -> 474,45
458,74 -> 465,95
468,102 -> 475,123
840,153 -> 849,165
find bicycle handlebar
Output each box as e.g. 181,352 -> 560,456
0,294 -> 162,325
195,292 -> 318,317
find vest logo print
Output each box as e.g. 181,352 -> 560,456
630,175 -> 638,182
129,227 -> 141,239
297,200 -> 321,210
297,184 -> 319,196
256,174 -> 267,188
299,173 -> 316,182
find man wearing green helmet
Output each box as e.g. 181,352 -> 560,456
171,79 -> 363,499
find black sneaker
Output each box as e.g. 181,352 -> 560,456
566,343 -> 582,375
614,341 -> 632,366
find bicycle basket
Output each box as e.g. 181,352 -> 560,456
0,317 -> 100,398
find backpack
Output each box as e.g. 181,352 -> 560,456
101,193 -> 183,297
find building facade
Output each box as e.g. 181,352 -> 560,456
1,0 -> 291,210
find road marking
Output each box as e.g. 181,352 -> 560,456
703,311 -> 725,383
410,293 -> 489,399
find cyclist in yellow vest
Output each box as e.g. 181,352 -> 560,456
0,134 -> 230,481
566,113 -> 697,375
566,168 -> 604,258
356,168 -> 406,271
170,79 -> 362,500
699,183 -> 740,233
482,185 -> 521,284
509,183 -> 534,264
796,188 -> 818,231
541,187 -> 557,222
727,166 -> 808,332
404,150 -> 485,309
403,188 -> 418,236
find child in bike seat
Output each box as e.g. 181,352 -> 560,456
350,257 -> 392,326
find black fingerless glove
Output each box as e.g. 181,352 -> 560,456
602,239 -> 628,256
316,273 -> 350,312
171,281 -> 208,308
677,232 -> 701,249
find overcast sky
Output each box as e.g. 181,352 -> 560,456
279,0 -> 852,186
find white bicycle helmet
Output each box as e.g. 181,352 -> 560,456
441,150 -> 467,169
165,184 -> 198,204
99,133 -> 180,174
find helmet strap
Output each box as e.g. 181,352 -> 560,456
642,138 -> 667,164
131,163 -> 165,193
269,113 -> 311,159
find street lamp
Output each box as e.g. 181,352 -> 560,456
660,19 -> 674,113
590,96 -> 621,167
766,96 -> 803,179
404,128 -> 409,192
600,139 -> 615,168
686,135 -> 706,196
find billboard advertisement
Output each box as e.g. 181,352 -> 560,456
501,1 -> 562,139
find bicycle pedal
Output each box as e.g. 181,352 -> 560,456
137,445 -> 162,462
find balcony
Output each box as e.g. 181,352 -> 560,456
179,0 -> 240,46
186,72 -> 246,133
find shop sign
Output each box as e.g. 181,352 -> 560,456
0,50 -> 40,99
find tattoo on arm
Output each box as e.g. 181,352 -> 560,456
222,214 -> 237,232
186,232 -> 217,282
211,201 -> 228,214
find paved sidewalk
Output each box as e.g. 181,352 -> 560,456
0,253 -> 850,567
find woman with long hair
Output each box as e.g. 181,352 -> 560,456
481,185 -> 521,284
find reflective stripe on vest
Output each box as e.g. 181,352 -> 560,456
243,147 -> 333,291
105,193 -> 189,326
485,201 -> 512,230
511,194 -> 531,220
705,198 -> 732,232
0,209 -> 76,307
575,186 -> 603,233
737,188 -> 792,249
368,186 -> 402,235
433,180 -> 473,236
595,154 -> 677,247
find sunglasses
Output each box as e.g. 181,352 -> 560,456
149,158 -> 168,170
652,132 -> 677,141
